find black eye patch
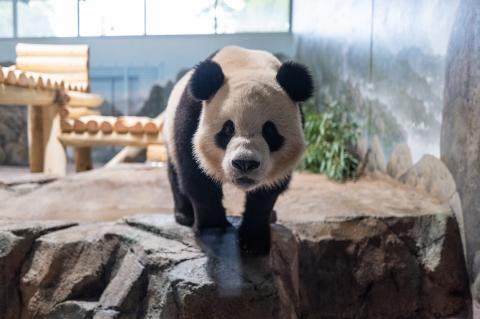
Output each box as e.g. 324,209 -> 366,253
215,120 -> 235,150
262,121 -> 284,152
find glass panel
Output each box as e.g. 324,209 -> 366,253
216,0 -> 290,33
80,0 -> 145,36
146,0 -> 215,35
18,0 -> 78,37
0,0 -> 13,38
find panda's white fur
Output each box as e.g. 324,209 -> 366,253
164,46 -> 305,191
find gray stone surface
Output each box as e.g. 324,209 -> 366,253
0,211 -> 470,319
399,154 -> 456,202
366,135 -> 386,174
440,0 -> 480,281
387,143 -> 413,179
0,105 -> 28,165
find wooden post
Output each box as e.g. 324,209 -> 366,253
27,105 -> 44,173
74,147 -> 93,172
42,103 -> 67,176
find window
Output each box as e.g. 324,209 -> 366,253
17,0 -> 78,37
146,0 -> 215,35
216,0 -> 290,33
146,0 -> 290,35
79,0 -> 145,36
1,0 -> 291,38
0,0 -> 14,37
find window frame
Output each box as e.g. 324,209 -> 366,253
0,0 -> 292,39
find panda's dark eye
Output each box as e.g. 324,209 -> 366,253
215,120 -> 235,150
223,120 -> 234,136
262,121 -> 284,152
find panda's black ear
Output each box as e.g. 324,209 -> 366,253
189,60 -> 225,101
276,61 -> 313,102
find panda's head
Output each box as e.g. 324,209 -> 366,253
190,59 -> 313,191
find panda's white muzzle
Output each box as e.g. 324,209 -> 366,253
222,136 -> 270,191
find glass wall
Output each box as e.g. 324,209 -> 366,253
17,0 -> 78,37
0,0 -> 13,37
79,0 -> 145,36
0,0 -> 290,38
146,0 -> 215,35
293,0 -> 459,161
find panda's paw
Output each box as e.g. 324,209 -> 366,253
174,211 -> 194,227
238,224 -> 271,256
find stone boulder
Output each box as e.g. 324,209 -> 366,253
387,143 -> 413,179
0,105 -> 28,166
441,0 -> 480,296
399,154 -> 456,203
0,209 -> 470,319
365,135 -> 387,176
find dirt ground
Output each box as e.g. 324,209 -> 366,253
0,164 -> 449,223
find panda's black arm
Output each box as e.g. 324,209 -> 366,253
239,175 -> 291,255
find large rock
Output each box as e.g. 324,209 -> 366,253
440,0 -> 480,281
0,105 -> 28,166
365,135 -> 387,175
399,154 -> 456,202
387,143 -> 413,179
1,216 -> 300,319
0,209 -> 470,319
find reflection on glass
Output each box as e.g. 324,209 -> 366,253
146,0 -> 215,35
0,0 -> 13,38
216,0 -> 290,33
18,0 -> 78,37
80,0 -> 145,36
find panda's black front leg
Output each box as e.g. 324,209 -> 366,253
177,163 -> 231,233
239,177 -> 290,255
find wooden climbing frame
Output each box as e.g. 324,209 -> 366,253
0,43 -> 167,176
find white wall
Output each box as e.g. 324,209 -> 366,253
0,33 -> 293,81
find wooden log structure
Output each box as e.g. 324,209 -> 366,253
147,144 -> 168,162
59,131 -> 164,148
2,43 -> 170,173
0,84 -> 56,106
16,43 -> 89,57
105,113 -> 165,166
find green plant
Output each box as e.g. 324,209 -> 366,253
301,100 -> 360,181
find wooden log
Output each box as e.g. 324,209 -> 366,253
86,120 -> 99,134
43,72 -> 89,83
147,144 -> 168,162
0,67 -> 4,84
114,119 -> 129,134
61,119 -> 73,133
100,121 -> 113,134
64,107 -> 100,119
59,107 -> 69,118
16,43 -> 89,57
28,105 -> 44,172
105,113 -> 165,166
0,84 -> 56,106
67,91 -> 103,108
128,122 -> 144,135
5,69 -> 30,88
42,104 -> 67,176
74,147 -> 93,172
16,56 -> 88,73
73,119 -> 86,133
59,132 -> 164,148
144,122 -> 160,134
105,146 -> 143,168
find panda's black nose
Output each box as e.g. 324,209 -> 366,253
232,159 -> 260,173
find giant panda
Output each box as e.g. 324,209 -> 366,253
163,46 -> 313,255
